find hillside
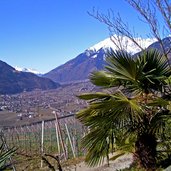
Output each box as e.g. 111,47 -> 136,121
43,48 -> 106,83
0,60 -> 60,94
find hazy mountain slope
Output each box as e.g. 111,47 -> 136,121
147,37 -> 171,61
44,48 -> 105,83
0,60 -> 60,94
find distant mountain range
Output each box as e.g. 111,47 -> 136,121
0,60 -> 60,94
43,36 -> 158,83
1,36 -> 170,94
15,66 -> 42,75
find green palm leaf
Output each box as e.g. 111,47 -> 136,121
105,50 -> 138,82
90,71 -> 118,88
77,91 -> 142,166
0,147 -> 16,169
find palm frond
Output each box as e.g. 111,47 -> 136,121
0,147 -> 16,169
82,128 -> 111,166
76,91 -> 142,166
148,97 -> 169,108
90,71 -> 119,88
150,109 -> 171,135
109,152 -> 126,161
105,50 -> 138,82
77,92 -> 111,101
135,50 -> 171,93
77,91 -> 142,127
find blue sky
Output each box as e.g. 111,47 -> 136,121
0,0 -> 152,73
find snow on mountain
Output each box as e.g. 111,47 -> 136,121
44,35 -> 168,83
88,35 -> 157,55
15,66 -> 42,75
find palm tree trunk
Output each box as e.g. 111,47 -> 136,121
135,133 -> 157,171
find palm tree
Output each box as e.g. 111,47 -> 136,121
76,49 -> 171,170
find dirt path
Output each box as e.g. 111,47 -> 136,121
63,153 -> 133,171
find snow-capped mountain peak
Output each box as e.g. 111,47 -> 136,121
44,36 -> 171,83
88,35 -> 157,55
15,66 -> 42,75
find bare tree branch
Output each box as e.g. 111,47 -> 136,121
156,0 -> 171,32
89,0 -> 171,64
126,1 -> 162,47
88,9 -> 144,52
44,153 -> 63,171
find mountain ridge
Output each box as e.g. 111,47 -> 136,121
15,66 -> 42,75
88,36 -> 156,53
0,60 -> 60,94
44,48 -> 105,83
43,36 -> 158,83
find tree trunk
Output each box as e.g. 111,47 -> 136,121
135,133 -> 157,171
